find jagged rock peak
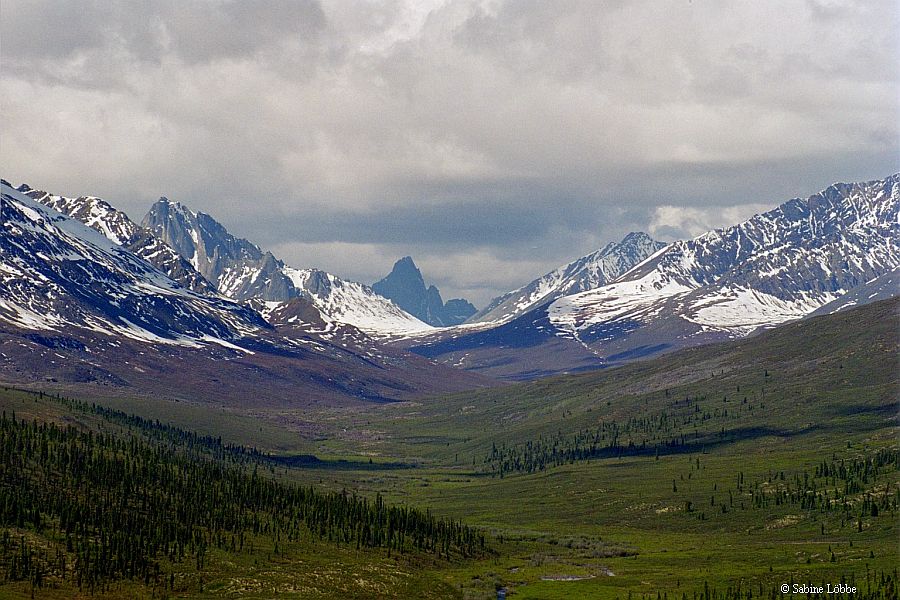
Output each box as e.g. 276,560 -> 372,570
142,197 -> 430,335
142,197 -> 293,302
373,257 -> 476,327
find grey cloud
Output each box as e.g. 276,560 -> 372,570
1,1 -> 113,60
452,0 -> 618,82
2,0 -> 326,63
254,191 -> 592,248
162,0 -> 326,64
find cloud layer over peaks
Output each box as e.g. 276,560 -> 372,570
2,0 -> 897,305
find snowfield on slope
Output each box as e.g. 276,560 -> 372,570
284,268 -> 433,337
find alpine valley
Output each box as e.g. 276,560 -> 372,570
0,173 -> 897,599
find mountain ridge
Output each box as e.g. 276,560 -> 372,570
143,197 -> 297,302
0,180 -> 490,405
550,173 -> 899,340
6,172 -> 897,383
142,199 -> 433,336
405,173 -> 900,378
468,231 -> 667,324
0,181 -> 267,346
20,185 -> 217,295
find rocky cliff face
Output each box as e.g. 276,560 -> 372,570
373,257 -> 476,326
142,198 -> 296,302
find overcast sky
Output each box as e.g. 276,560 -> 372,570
2,0 -> 897,306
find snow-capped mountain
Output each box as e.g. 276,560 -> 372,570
407,174 -> 899,378
142,198 -> 432,336
469,232 -> 666,324
0,179 -> 488,404
372,257 -> 477,327
283,267 -> 433,334
143,198 -> 295,301
20,185 -> 216,294
8,170 -> 895,386
550,174 -> 899,341
0,180 -> 266,346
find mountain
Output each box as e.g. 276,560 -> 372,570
406,174 -> 900,379
22,186 -> 430,337
19,185 -> 216,294
142,199 -> 432,336
0,180 -> 488,404
142,198 -> 295,301
372,257 -> 476,326
444,298 -> 479,324
0,180 -> 267,347
280,267 -> 435,335
549,174 -> 899,341
468,232 -> 666,324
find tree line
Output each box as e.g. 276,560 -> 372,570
0,409 -> 486,595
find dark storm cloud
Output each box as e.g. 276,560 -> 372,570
253,179 -> 594,246
2,0 -> 897,305
240,148 -> 896,248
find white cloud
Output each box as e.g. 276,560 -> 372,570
649,203 -> 774,240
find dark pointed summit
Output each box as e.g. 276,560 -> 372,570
373,257 -> 476,327
394,256 -> 419,270
376,257 -> 426,297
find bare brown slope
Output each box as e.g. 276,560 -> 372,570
0,323 -> 495,409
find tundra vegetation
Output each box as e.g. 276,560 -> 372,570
0,299 -> 896,598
